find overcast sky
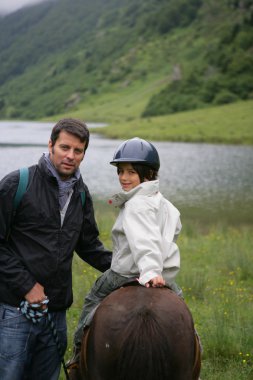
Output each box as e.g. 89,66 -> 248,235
0,0 -> 48,15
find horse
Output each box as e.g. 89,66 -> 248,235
69,285 -> 201,380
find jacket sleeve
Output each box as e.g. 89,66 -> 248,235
0,171 -> 36,298
75,189 -> 112,272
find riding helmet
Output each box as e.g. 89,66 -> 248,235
110,137 -> 160,170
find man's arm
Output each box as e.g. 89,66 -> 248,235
0,171 -> 37,298
75,189 -> 112,272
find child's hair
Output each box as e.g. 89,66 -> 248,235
117,163 -> 158,182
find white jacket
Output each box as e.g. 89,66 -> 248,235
109,180 -> 181,286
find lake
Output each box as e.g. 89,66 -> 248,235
0,120 -> 253,222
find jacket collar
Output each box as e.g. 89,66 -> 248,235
38,154 -> 85,193
109,180 -> 159,207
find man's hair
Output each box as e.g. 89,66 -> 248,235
117,163 -> 158,182
50,118 -> 90,150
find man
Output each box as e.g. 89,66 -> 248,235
0,118 -> 112,379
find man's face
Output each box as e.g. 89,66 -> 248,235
48,131 -> 86,179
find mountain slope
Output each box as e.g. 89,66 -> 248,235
0,0 -> 252,120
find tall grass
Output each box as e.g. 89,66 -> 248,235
90,99 -> 253,145
60,205 -> 253,380
179,222 -> 253,379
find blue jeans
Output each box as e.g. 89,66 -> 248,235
0,303 -> 67,380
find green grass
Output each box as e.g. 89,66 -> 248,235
45,98 -> 253,145
91,99 -> 253,145
60,204 -> 253,379
180,223 -> 253,380
43,72 -> 169,123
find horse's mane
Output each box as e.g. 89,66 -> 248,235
116,305 -> 178,380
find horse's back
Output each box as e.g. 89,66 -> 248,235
83,286 -> 199,380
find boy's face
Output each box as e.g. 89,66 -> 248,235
48,130 -> 86,180
117,163 -> 141,192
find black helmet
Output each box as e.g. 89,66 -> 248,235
110,137 -> 160,170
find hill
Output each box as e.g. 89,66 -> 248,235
91,99 -> 253,145
0,0 -> 252,122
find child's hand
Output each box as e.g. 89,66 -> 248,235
145,275 -> 165,288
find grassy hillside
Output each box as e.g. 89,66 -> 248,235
0,0 -> 252,126
88,99 -> 253,145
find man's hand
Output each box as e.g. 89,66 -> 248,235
145,275 -> 165,288
25,282 -> 46,304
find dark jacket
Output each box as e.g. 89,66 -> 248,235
0,156 -> 112,311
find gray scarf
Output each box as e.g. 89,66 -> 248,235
43,152 -> 80,210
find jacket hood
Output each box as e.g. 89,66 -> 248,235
109,180 -> 159,207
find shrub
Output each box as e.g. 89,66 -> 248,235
213,90 -> 238,105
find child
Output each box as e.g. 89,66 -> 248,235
67,137 -> 183,368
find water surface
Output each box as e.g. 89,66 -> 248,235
0,121 -> 252,222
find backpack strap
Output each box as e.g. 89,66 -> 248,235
14,167 -> 29,211
14,167 -> 85,210
80,191 -> 86,207
6,167 -> 29,241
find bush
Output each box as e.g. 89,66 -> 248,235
142,92 -> 200,117
213,90 -> 239,105
200,78 -> 223,103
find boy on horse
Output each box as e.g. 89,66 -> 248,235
67,137 -> 183,370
